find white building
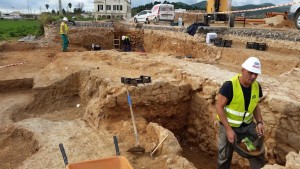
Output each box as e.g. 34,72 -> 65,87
0,13 -> 21,20
93,0 -> 131,20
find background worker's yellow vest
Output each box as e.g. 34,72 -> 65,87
60,22 -> 68,34
217,75 -> 259,127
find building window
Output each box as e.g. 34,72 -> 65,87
112,5 -> 123,11
98,5 -> 103,11
106,5 -> 111,10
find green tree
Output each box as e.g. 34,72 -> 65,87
154,1 -> 161,5
51,9 -> 56,14
45,4 -> 49,12
62,8 -> 66,14
68,3 -> 72,12
73,2 -> 84,14
77,2 -> 84,11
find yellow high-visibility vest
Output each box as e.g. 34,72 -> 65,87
217,75 -> 259,127
60,22 -> 68,35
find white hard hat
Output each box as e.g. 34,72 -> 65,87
121,36 -> 126,40
63,17 -> 68,21
242,56 -> 262,74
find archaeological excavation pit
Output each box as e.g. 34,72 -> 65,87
0,22 -> 300,169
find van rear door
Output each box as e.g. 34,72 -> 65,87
167,5 -> 175,21
159,4 -> 175,21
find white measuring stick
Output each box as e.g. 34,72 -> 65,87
150,134 -> 169,157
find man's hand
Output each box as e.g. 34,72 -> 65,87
226,127 -> 236,143
257,123 -> 265,135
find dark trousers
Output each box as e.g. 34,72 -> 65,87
218,122 -> 266,169
122,38 -> 131,51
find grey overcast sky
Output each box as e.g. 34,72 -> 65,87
0,0 -> 291,13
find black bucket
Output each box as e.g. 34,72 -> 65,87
233,137 -> 265,159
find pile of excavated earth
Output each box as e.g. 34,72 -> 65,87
0,19 -> 300,169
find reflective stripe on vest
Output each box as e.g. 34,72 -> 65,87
218,74 -> 259,127
60,22 -> 68,34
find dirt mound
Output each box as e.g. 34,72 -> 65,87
175,12 -> 205,26
274,20 -> 296,28
0,42 -> 37,52
0,127 -> 39,169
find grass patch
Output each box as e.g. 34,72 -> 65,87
0,20 -> 44,41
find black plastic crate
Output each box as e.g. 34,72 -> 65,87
256,43 -> 267,51
222,40 -> 233,48
213,38 -> 223,46
246,42 -> 258,49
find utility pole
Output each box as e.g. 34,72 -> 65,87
105,0 -> 107,19
27,0 -> 30,14
58,0 -> 63,15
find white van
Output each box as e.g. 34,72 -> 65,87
148,4 -> 175,23
288,0 -> 300,30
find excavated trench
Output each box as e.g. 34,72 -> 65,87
1,23 -> 300,168
12,70 -> 219,169
64,25 -> 299,76
0,127 -> 39,169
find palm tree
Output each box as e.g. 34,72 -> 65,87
45,4 -> 49,12
68,3 -> 72,12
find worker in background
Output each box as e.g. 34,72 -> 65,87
121,35 -> 131,52
68,16 -> 76,26
215,56 -> 266,169
60,17 -> 69,52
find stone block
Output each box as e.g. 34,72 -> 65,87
156,94 -> 167,102
266,95 -> 300,117
263,112 -> 277,125
202,85 -> 217,96
287,133 -> 300,150
286,151 -> 300,168
104,95 -> 116,107
187,126 -> 198,138
152,88 -> 162,95
185,76 -> 202,90
193,92 -> 209,107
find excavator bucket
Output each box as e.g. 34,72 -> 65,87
66,156 -> 133,169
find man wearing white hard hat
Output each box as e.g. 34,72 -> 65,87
60,17 -> 69,52
216,57 -> 266,169
121,35 -> 131,51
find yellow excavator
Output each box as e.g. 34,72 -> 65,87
206,0 -> 235,27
